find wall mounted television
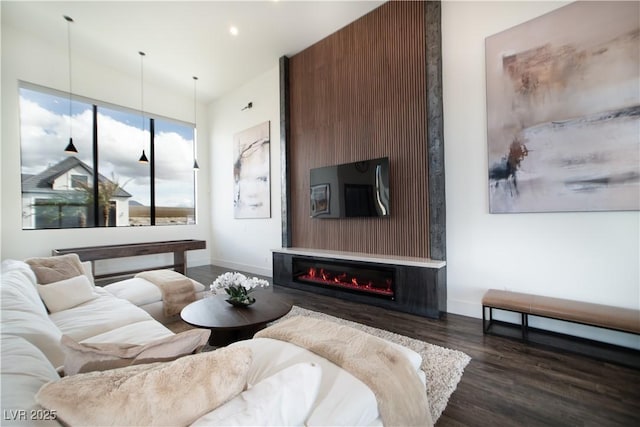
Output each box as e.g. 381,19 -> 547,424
310,157 -> 390,219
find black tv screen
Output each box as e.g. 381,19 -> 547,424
310,157 -> 390,218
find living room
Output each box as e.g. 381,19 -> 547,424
1,0 -> 638,425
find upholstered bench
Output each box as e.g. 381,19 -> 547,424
104,273 -> 206,324
482,289 -> 640,367
482,289 -> 640,336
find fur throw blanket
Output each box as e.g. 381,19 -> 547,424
36,347 -> 252,427
136,269 -> 196,317
255,316 -> 433,427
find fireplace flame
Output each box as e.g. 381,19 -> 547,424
301,266 -> 393,297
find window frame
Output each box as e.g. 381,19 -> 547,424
19,81 -> 197,229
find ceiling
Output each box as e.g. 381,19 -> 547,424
2,0 -> 385,103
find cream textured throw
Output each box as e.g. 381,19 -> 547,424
136,269 -> 196,317
36,347 -> 252,427
255,316 -> 433,427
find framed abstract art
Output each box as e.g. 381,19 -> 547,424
486,1 -> 639,213
233,121 -> 271,218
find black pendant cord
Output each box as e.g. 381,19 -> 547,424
150,118 -> 156,225
63,15 -> 78,154
92,105 -> 99,225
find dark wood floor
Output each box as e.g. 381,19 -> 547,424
188,265 -> 640,426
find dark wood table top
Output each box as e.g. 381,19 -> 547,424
180,290 -> 292,331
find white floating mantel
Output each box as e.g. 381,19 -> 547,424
271,247 -> 446,269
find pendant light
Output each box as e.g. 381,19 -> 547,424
192,76 -> 200,170
63,15 -> 78,154
138,51 -> 149,164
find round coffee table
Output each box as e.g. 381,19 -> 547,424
180,290 -> 292,346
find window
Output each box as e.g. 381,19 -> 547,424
97,105 -> 150,227
19,83 -> 196,229
20,86 -> 94,229
154,119 -> 196,225
71,175 -> 88,189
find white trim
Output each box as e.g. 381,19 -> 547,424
211,258 -> 273,278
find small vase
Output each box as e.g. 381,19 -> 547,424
225,296 -> 256,307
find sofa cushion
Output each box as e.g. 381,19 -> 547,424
191,362 -> 322,427
49,288 -> 154,342
37,275 -> 98,313
1,265 -> 65,367
0,335 -> 61,426
104,276 -> 205,307
80,261 -> 95,287
25,254 -> 85,285
229,337 -> 381,426
36,347 -> 252,427
81,319 -> 174,345
62,329 -> 210,375
1,260 -> 46,315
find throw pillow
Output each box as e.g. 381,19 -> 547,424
35,347 -> 252,427
36,275 -> 97,313
61,328 -> 211,375
26,253 -> 85,284
191,362 -> 322,427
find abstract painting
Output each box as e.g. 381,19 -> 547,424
233,121 -> 270,218
485,1 -> 639,213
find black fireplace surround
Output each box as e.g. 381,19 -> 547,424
273,249 -> 446,318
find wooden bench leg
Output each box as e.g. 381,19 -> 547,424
173,251 -> 186,275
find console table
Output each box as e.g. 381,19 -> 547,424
52,239 -> 206,281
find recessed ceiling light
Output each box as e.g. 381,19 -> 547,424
229,26 -> 239,36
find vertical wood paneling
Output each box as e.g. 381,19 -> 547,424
289,1 -> 430,258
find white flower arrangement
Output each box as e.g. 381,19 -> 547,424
210,272 -> 270,305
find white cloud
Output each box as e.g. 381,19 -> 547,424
20,95 -> 195,208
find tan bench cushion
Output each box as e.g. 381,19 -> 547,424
530,295 -> 640,335
482,289 -> 640,335
482,289 -> 533,313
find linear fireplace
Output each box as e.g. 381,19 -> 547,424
293,258 -> 395,299
273,248 -> 447,318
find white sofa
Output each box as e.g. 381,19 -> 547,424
1,259 -> 427,426
102,275 -> 206,324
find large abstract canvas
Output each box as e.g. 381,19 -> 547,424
233,121 -> 271,218
486,1 -> 639,213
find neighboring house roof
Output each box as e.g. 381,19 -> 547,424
21,156 -> 132,198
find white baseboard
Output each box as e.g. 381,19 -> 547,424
188,254 -> 211,267
210,258 -> 272,278
446,298 -> 482,319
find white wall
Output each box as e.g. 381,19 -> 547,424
1,22 -> 211,271
206,2 -> 640,348
442,1 -> 639,347
3,2 -> 638,348
209,65 -> 282,277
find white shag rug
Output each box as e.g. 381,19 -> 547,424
278,306 -> 471,422
168,305 -> 471,422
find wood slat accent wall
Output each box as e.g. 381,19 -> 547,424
289,1 -> 430,258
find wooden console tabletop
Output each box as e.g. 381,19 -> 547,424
53,239 -> 206,281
